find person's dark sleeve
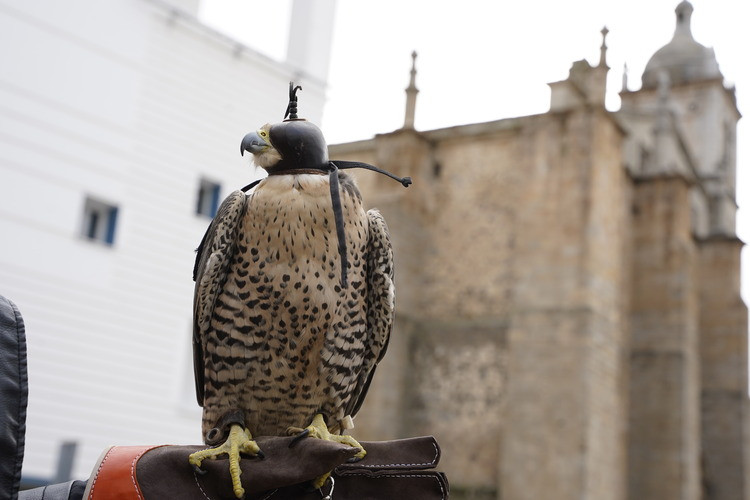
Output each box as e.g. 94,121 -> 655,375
18,480 -> 87,500
0,295 -> 28,500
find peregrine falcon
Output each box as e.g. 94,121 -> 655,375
188,89 -> 409,498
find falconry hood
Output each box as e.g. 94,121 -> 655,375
267,83 -> 329,172
267,119 -> 329,171
241,83 -> 412,184
239,83 -> 412,288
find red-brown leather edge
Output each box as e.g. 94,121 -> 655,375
84,445 -> 163,500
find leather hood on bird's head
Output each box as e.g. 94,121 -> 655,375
268,119 -> 329,171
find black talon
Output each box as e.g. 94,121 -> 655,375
346,455 -> 364,464
240,449 -> 265,460
192,464 -> 208,476
288,428 -> 311,448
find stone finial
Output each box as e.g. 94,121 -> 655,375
599,26 -> 609,68
403,51 -> 419,129
675,0 -> 694,38
622,63 -> 629,92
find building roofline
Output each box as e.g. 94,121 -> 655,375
331,105 -> 628,151
329,115 -> 530,151
421,115 -> 528,141
142,0 -> 327,89
329,137 -> 377,154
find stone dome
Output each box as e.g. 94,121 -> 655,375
641,1 -> 721,89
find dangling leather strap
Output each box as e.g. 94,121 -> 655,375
331,160 -> 412,187
327,163 -> 349,288
326,162 -> 410,288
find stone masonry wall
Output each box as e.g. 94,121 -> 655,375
334,125 -> 521,493
331,106 -> 630,498
502,108 -> 628,500
698,238 -> 748,500
329,93 -> 749,499
628,176 -> 701,500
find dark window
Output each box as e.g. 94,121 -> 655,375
81,197 -> 118,246
196,179 -> 221,218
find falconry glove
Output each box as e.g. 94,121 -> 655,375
83,436 -> 448,500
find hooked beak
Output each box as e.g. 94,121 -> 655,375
240,131 -> 269,156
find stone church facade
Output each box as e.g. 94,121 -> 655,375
330,2 -> 747,499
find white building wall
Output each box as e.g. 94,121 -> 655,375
0,0 -> 331,481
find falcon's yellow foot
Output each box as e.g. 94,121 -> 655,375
188,424 -> 263,499
287,413 -> 366,490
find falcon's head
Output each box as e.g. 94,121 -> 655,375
240,124 -> 282,169
240,120 -> 329,172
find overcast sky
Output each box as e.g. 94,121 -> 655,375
199,0 -> 750,296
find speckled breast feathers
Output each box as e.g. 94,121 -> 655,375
193,172 -> 394,441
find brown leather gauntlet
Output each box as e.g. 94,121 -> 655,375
83,436 -> 448,500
